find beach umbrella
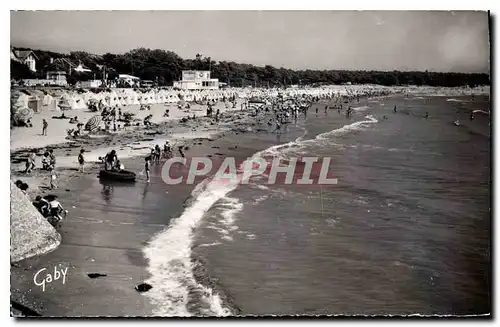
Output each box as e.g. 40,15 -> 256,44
85,115 -> 102,132
14,107 -> 34,124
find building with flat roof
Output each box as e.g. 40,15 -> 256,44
173,70 -> 219,90
117,74 -> 140,87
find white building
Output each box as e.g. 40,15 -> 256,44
173,70 -> 219,90
77,80 -> 103,88
46,71 -> 68,86
117,74 -> 140,87
11,48 -> 38,72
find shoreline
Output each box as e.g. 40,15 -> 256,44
10,88 -> 489,316
9,97 -> 281,316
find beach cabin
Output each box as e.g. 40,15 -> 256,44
141,80 -> 154,88
77,80 -> 103,88
173,70 -> 219,90
46,71 -> 69,86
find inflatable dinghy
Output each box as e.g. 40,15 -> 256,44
99,170 -> 136,182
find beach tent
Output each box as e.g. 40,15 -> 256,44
85,115 -> 102,132
13,107 -> 34,125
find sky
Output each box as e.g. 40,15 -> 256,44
10,11 -> 490,73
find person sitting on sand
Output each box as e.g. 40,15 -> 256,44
48,197 -> 67,221
69,116 -> 79,124
33,196 -> 50,217
15,180 -> 29,194
144,115 -> 153,128
164,109 -> 170,117
424,112 -> 429,119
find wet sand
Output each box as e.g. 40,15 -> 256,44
10,104 -> 279,316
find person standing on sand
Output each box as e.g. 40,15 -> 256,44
274,119 -> 281,134
49,167 -> 58,190
24,150 -> 36,174
42,119 -> 48,136
155,145 -> 161,164
78,149 -> 86,172
49,149 -> 56,169
145,156 -> 151,182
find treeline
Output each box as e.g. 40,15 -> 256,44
11,47 -> 490,87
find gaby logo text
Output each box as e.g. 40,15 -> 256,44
33,265 -> 68,292
161,156 -> 338,186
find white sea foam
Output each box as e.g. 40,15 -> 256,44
446,98 -> 463,102
217,197 -> 244,240
253,195 -> 268,204
142,145 -> 283,316
141,114 -> 380,316
198,242 -> 222,248
251,184 -> 270,191
142,176 -> 236,316
314,115 -> 378,140
352,105 -> 370,112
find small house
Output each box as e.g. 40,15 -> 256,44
11,48 -> 38,72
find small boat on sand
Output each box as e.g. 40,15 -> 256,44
99,170 -> 136,182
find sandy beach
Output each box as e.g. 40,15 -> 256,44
10,85 -> 490,316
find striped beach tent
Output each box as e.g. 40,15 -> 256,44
14,107 -> 34,124
85,115 -> 102,132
